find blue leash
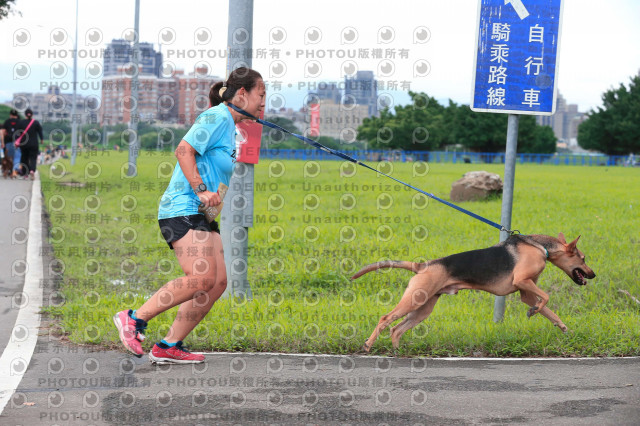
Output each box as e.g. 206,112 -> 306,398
228,103 -> 514,234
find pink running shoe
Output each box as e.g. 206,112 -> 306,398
113,309 -> 147,357
149,341 -> 205,364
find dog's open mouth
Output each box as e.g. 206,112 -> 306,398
572,268 -> 588,285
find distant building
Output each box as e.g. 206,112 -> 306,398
12,85 -> 97,124
537,92 -> 585,146
300,71 -> 379,140
103,39 -> 163,78
100,64 -> 220,125
344,71 -> 378,116
313,82 -> 342,104
101,67 -> 161,125
264,108 -> 306,131
305,99 -> 369,140
174,66 -> 221,125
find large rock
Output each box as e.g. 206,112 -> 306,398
450,171 -> 503,202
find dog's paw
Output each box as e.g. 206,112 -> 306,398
357,343 -> 371,354
526,306 -> 538,318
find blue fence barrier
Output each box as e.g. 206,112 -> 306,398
258,149 -> 631,167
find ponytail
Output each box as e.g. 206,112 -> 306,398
209,81 -> 226,107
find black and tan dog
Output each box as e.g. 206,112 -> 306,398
352,233 -> 596,352
1,153 -> 14,179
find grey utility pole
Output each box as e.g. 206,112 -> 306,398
127,0 -> 141,177
70,0 -> 79,165
220,0 -> 254,299
493,114 -> 519,322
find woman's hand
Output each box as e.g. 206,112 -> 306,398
197,190 -> 222,208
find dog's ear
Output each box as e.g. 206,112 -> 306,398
567,235 -> 581,253
558,232 -> 567,244
567,236 -> 580,253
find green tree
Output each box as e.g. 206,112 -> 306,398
262,115 -> 303,148
357,92 -> 445,151
161,127 -> 188,150
0,0 -> 17,20
358,93 -> 556,153
0,104 -> 16,118
42,120 -> 71,144
450,104 -> 508,152
578,75 -> 640,155
261,116 -> 300,137
516,116 -> 557,153
451,106 -> 556,153
139,132 -> 159,150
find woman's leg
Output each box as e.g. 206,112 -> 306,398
5,143 -> 15,164
163,231 -> 227,343
14,147 -> 22,173
134,228 -> 220,322
27,147 -> 38,177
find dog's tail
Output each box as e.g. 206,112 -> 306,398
351,261 -> 426,280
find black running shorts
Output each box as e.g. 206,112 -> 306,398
158,214 -> 220,249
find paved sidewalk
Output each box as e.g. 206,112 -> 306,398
0,177 -> 33,348
2,342 -> 639,425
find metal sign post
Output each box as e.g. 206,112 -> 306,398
493,113 -> 519,321
70,0 -> 79,166
127,0 -> 141,177
471,0 -> 564,321
221,0 -> 255,299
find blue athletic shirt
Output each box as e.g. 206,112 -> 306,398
158,103 -> 237,219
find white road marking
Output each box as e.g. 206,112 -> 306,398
194,350 -> 640,361
0,177 -> 43,414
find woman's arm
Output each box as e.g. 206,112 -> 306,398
174,139 -> 221,208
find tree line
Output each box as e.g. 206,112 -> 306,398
356,92 -> 557,153
578,75 -> 640,156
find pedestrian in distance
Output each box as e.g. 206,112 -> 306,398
2,109 -> 22,178
0,123 -> 10,178
16,108 -> 44,180
113,67 -> 265,364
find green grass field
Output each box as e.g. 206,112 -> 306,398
40,150 -> 640,356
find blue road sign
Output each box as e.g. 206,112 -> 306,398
471,0 -> 564,115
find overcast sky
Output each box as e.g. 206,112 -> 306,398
2,0 -> 639,113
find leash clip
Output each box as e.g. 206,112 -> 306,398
500,227 -> 520,235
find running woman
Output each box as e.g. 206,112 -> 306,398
113,67 -> 265,363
